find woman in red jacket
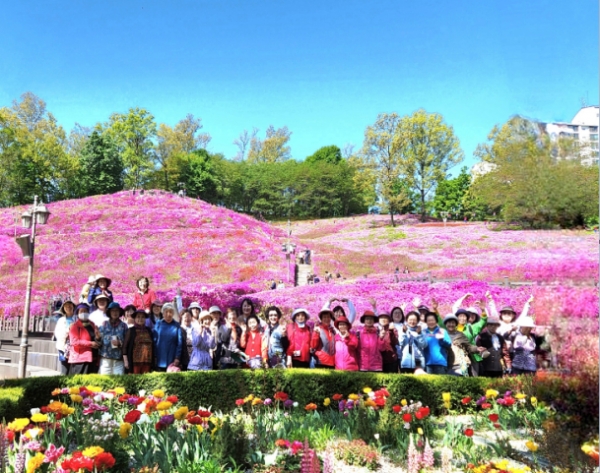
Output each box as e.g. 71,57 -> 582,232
334,316 -> 359,371
133,277 -> 157,313
311,308 -> 336,369
357,310 -> 386,372
286,308 -> 312,368
241,314 -> 265,369
68,303 -> 101,375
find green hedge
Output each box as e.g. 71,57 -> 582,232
0,370 -> 518,421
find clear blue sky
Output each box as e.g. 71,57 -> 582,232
1,1 -> 597,172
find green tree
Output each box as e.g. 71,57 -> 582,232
305,145 -> 342,164
472,116 -> 598,228
432,166 -> 471,218
78,131 -> 124,196
247,126 -> 292,163
361,113 -> 411,226
0,93 -> 76,204
178,149 -> 222,202
393,109 -> 464,221
104,108 -> 157,189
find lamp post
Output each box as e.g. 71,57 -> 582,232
16,196 -> 50,379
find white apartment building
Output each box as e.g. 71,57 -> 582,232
543,105 -> 599,166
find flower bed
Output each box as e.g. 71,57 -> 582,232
4,380 -> 599,473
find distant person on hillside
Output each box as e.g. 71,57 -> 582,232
270,279 -> 277,290
87,275 -> 114,305
403,266 -> 409,274
133,277 -> 157,314
277,280 -> 285,289
394,267 -> 400,283
304,249 -> 311,265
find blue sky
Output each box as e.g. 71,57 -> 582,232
1,1 -> 597,173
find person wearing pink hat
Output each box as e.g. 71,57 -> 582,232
333,315 -> 358,371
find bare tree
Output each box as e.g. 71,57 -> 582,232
233,127 -> 258,161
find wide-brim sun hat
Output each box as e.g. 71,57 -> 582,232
517,316 -> 535,328
93,294 -> 110,305
486,315 -> 501,325
292,308 -> 310,322
360,310 -> 379,324
443,314 -> 459,325
188,302 -> 202,311
199,310 -> 212,322
87,275 -> 96,284
377,312 -> 391,321
455,308 -> 470,318
318,308 -> 334,320
465,306 -> 481,323
334,315 -> 352,330
134,309 -> 149,318
59,300 -> 75,316
94,274 -> 112,288
208,305 -> 222,315
417,305 -> 430,312
499,306 -> 516,315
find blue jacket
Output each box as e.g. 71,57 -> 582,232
397,328 -> 427,369
152,319 -> 183,368
87,287 -> 114,305
423,326 -> 451,367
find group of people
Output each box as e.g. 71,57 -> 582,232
52,274 -> 545,377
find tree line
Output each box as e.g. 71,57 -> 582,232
0,92 -> 596,227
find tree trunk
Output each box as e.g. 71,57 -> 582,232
390,209 -> 396,227
420,189 -> 426,222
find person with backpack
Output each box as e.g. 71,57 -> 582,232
397,311 -> 427,373
286,308 -> 313,368
54,300 -> 77,375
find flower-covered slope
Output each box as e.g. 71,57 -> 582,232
283,215 -> 598,284
0,192 -> 289,316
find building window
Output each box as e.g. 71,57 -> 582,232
591,142 -> 599,150
590,126 -> 598,132
581,126 -> 589,131
591,134 -> 598,141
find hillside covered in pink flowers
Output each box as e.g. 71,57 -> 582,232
1,192 -> 598,337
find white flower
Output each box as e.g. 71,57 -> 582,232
403,422 -> 410,430
94,394 -> 103,403
30,408 -> 40,416
293,402 -> 298,408
139,390 -> 146,397
138,413 -> 151,424
104,392 -> 115,400
137,403 -> 146,413
374,433 -> 380,440
101,412 -> 112,422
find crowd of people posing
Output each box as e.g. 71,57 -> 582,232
52,275 -> 545,377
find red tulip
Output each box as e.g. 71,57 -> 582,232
464,428 -> 474,437
392,405 -> 401,414
402,413 -> 412,423
488,413 -> 499,422
461,397 -> 472,405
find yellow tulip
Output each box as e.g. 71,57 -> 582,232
86,385 -> 102,393
26,452 -> 44,473
442,392 -> 451,402
417,428 -> 424,435
114,387 -> 126,395
485,389 -> 499,399
348,393 -> 360,401
525,440 -> 538,452
7,418 -> 30,432
323,398 -> 331,407
401,399 -> 407,406
82,446 -> 104,458
515,393 -> 527,400
69,387 -> 80,395
174,406 -> 189,420
362,387 -> 372,394
119,422 -> 132,439
70,394 -> 83,403
156,401 -> 173,411
30,413 -> 48,423
530,397 -> 538,407
152,389 -> 165,398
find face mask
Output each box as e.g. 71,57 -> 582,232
79,312 -> 90,321
296,322 -> 306,328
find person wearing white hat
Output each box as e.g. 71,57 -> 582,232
188,302 -> 203,321
87,274 -> 114,306
188,311 -> 217,371
286,309 -> 312,368
79,275 -> 96,304
511,316 -> 538,375
89,294 -> 110,328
